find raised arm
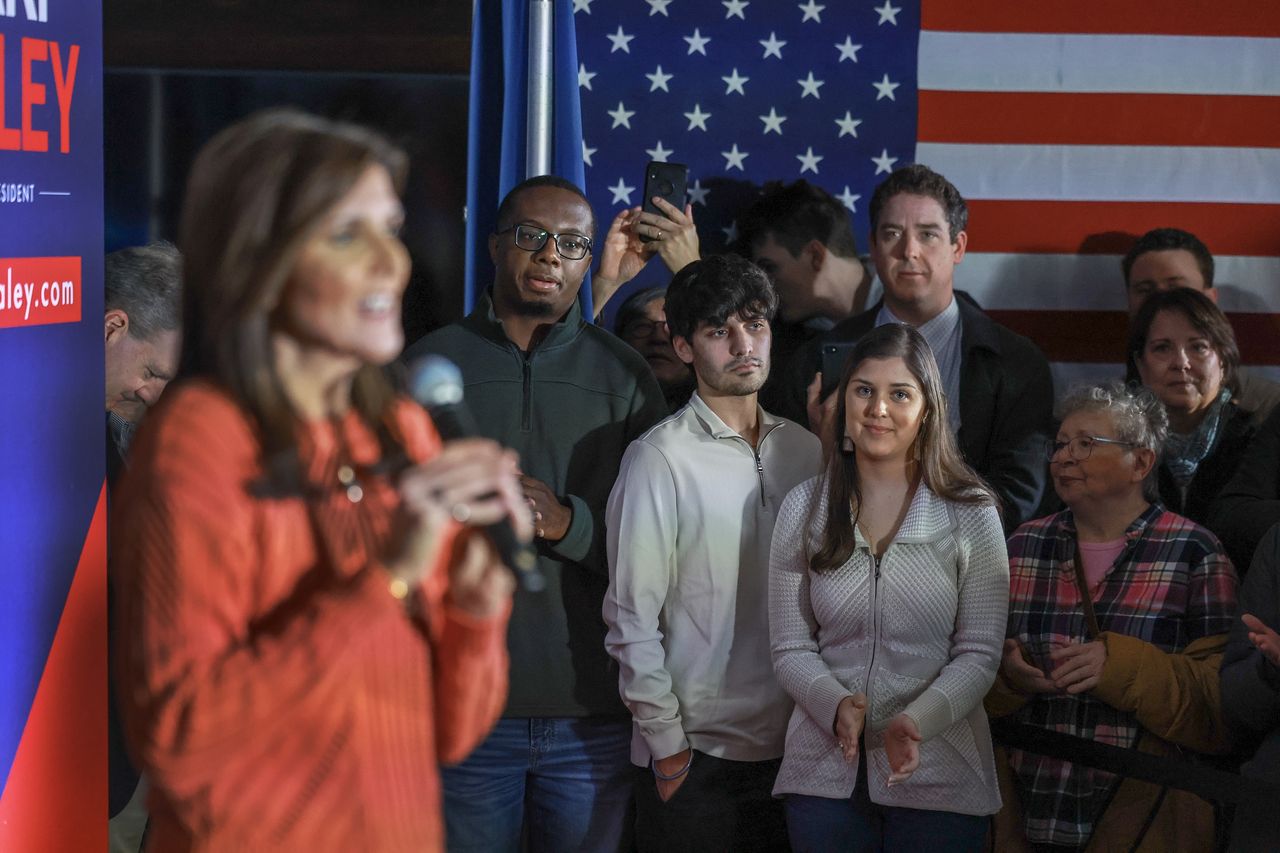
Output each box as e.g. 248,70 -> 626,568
592,199 -> 700,319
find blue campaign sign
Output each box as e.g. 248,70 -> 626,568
0,0 -> 104,846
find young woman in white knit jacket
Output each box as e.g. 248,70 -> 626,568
769,323 -> 1009,851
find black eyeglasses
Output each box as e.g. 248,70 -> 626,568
497,223 -> 592,260
621,319 -> 669,339
1046,435 -> 1138,461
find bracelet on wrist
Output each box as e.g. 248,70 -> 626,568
650,750 -> 693,781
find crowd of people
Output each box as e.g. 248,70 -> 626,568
104,108 -> 1280,852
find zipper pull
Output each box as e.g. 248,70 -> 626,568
873,553 -> 882,581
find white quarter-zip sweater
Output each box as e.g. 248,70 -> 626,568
604,392 -> 822,767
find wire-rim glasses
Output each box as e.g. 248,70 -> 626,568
497,223 -> 592,260
1046,434 -> 1138,462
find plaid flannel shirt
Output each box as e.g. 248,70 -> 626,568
1004,504 -> 1236,849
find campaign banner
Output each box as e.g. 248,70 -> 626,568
0,1 -> 104,850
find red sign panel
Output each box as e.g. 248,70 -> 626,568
0,255 -> 80,328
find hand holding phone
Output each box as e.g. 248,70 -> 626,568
640,161 -> 689,242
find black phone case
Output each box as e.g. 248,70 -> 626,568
820,342 -> 858,399
641,161 -> 689,236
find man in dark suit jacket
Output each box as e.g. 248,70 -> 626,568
780,165 -> 1053,532
104,241 -> 182,850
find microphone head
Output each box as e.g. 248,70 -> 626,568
408,355 -> 464,408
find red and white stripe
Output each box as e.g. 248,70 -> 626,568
917,0 -> 1280,394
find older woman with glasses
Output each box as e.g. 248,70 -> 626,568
1127,287 -> 1257,529
988,382 -> 1237,852
612,287 -> 695,412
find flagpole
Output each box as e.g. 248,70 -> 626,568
526,0 -> 553,176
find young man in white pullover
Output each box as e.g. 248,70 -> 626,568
604,255 -> 822,851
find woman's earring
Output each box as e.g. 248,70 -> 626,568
840,435 -> 855,454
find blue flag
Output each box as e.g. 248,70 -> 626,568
466,0 -> 591,314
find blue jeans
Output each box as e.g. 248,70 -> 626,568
785,750 -> 988,852
441,717 -> 634,853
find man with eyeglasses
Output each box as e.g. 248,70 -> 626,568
404,175 -> 667,853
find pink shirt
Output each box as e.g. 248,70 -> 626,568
1078,538 -> 1126,596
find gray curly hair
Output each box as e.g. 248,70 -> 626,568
1057,381 -> 1168,501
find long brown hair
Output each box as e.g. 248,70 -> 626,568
807,323 -> 998,572
177,109 -> 409,489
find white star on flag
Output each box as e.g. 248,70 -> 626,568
797,72 -> 824,99
646,0 -> 672,16
799,1 -> 824,23
796,147 -> 824,174
684,104 -> 712,131
875,1 -> 900,25
835,111 -> 862,138
684,28 -> 710,55
608,102 -> 636,129
721,220 -> 739,244
607,27 -> 634,53
608,178 -> 636,205
759,32 -> 786,59
645,140 -> 674,162
722,68 -> 749,95
721,144 -> 749,171
583,141 -> 598,167
835,36 -> 861,63
688,179 -> 710,206
873,74 -> 900,101
578,64 -> 597,90
722,0 -> 748,19
837,186 -> 861,212
759,108 -> 786,135
871,148 -> 898,174
573,0 -> 592,12
645,65 -> 673,92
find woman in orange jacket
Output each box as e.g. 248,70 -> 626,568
112,109 -> 530,852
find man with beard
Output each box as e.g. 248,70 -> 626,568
603,255 -> 821,851
403,176 -> 667,852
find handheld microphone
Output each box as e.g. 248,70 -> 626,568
407,355 -> 545,593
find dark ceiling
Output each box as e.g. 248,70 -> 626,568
105,0 -> 472,74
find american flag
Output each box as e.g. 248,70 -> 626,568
573,0 -> 1280,389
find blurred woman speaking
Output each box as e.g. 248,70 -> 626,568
112,110 -> 527,851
